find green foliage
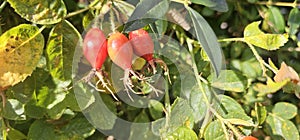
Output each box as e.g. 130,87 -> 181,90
0,0 -> 300,140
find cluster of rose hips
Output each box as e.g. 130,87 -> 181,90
82,27 -> 166,100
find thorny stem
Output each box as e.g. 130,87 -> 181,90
109,4 -> 116,32
65,7 -> 90,19
0,90 -> 5,108
187,39 -> 243,139
246,42 -> 267,77
218,38 -> 244,42
163,73 -> 171,136
256,1 -> 300,7
0,90 -> 7,140
219,37 -> 273,77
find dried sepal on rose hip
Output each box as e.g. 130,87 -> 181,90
129,28 -> 171,83
107,31 -> 163,100
82,27 -> 117,100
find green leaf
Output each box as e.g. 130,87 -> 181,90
169,98 -> 194,129
46,100 -> 66,119
25,103 -> 46,119
282,81 -> 300,97
191,0 -> 228,12
134,110 -> 150,123
254,78 -> 288,95
4,68 -> 49,103
255,103 -> 267,125
217,95 -> 252,127
114,0 -> 135,22
125,0 -> 170,31
7,128 -> 27,140
0,24 -> 44,89
189,84 -> 211,123
191,0 -> 216,7
188,7 -> 224,76
2,99 -> 25,120
266,115 -> 299,140
7,0 -> 67,24
74,83 -> 117,130
82,11 -> 95,30
129,110 -> 158,140
36,86 -> 66,109
149,100 -> 164,120
46,20 -> 81,84
208,0 -> 228,12
244,21 -> 288,50
230,58 -> 262,79
28,120 -> 57,140
152,98 -> 194,136
165,126 -> 198,140
211,70 -> 247,92
204,120 -> 226,140
272,102 -> 297,120
288,8 -> 300,35
262,6 -> 285,33
61,117 -> 95,138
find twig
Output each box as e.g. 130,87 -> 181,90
0,90 -> 6,108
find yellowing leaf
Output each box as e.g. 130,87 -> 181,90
274,62 -> 300,83
244,21 -> 288,50
225,118 -> 255,127
7,0 -> 67,24
254,78 -> 288,95
0,24 -> 44,89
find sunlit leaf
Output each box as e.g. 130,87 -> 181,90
7,0 -> 67,24
254,78 -> 288,95
266,115 -> 299,140
211,70 -> 247,92
165,126 -> 198,140
272,102 -> 297,120
225,118 -> 255,127
255,103 -> 267,125
204,120 -> 226,140
244,21 -> 288,50
0,24 -> 44,89
46,20 -> 81,85
36,86 -> 66,109
2,99 -> 25,120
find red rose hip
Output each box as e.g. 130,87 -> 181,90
83,27 -> 108,70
